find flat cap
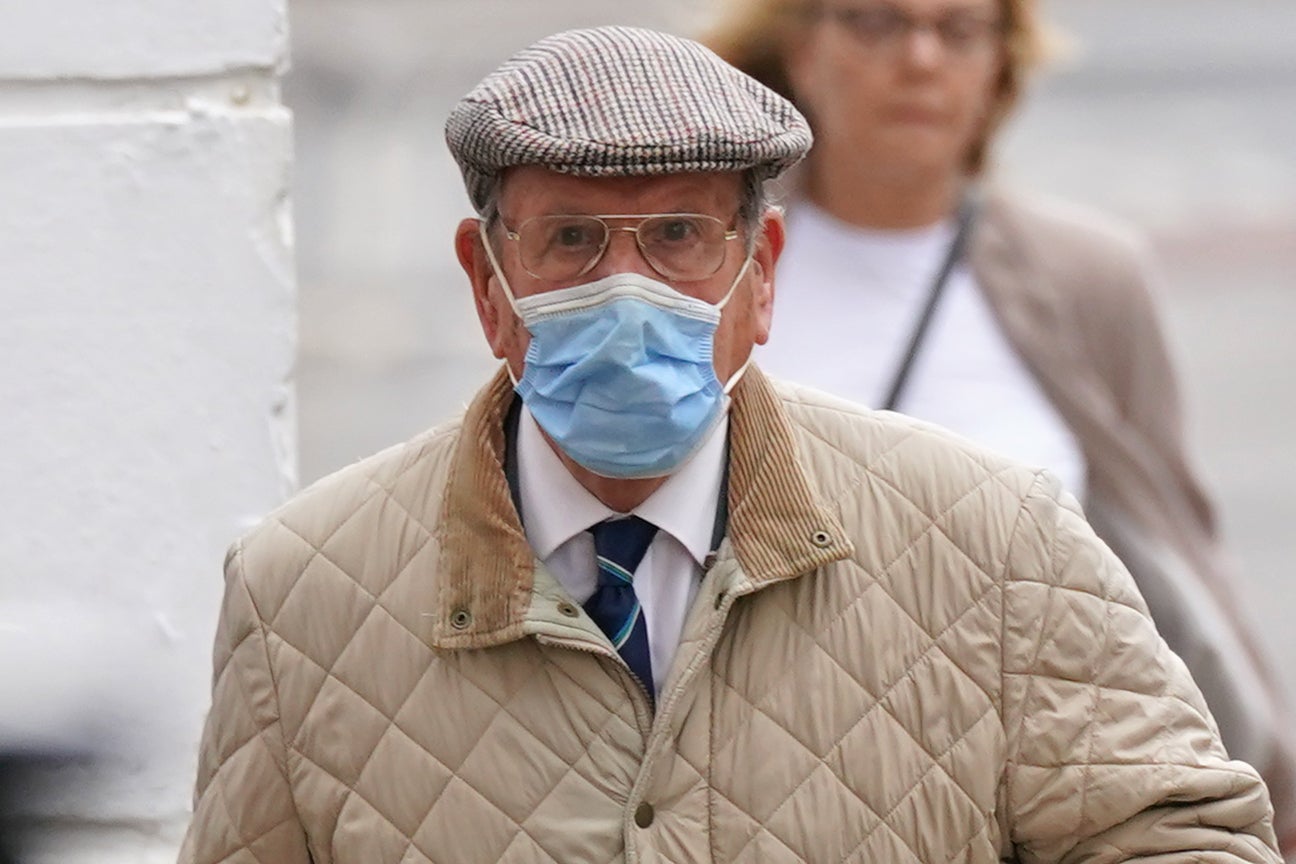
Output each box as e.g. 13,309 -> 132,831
445,25 -> 813,213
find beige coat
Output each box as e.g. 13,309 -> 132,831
971,187 -> 1296,845
180,366 -> 1279,863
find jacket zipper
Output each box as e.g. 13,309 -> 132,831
620,584 -> 743,864
536,579 -> 748,864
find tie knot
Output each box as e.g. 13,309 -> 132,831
590,516 -> 658,584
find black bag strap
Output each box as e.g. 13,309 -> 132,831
879,194 -> 980,412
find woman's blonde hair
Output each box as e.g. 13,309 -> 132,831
700,0 -> 1053,175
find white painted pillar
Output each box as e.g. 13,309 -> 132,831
0,1 -> 293,861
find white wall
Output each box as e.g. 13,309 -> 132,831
0,1 -> 292,860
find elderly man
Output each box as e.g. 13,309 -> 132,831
178,26 -> 1281,864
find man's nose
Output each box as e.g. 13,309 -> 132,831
589,227 -> 655,279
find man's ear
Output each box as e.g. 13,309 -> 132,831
749,208 -> 785,346
455,217 -> 509,359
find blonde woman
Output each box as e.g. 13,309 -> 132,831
705,0 -> 1296,848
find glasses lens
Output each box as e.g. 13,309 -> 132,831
935,13 -> 1000,52
637,214 -> 728,281
517,215 -> 607,281
832,6 -> 905,45
829,4 -> 1000,55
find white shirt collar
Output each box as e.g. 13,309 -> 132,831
516,406 -> 727,565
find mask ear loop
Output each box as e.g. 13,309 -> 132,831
478,220 -> 523,315
722,357 -> 752,394
713,253 -> 752,311
716,251 -> 756,393
478,220 -> 525,386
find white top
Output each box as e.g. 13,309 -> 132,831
517,406 -> 726,694
760,200 -> 1087,499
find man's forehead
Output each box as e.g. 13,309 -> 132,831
499,167 -> 744,214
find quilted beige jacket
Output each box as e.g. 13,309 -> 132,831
180,366 -> 1280,863
972,188 -> 1296,846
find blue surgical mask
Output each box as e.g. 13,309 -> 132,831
482,226 -> 752,479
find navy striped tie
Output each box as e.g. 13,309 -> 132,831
585,516 -> 658,700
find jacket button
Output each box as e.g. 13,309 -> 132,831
811,530 -> 833,548
634,802 -> 654,828
449,608 -> 472,630
557,601 -> 580,618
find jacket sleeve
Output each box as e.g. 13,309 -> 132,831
178,542 -> 312,864
1001,473 -> 1281,864
1087,235 -> 1296,853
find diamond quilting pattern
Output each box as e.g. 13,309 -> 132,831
705,451 -> 1008,860
457,709 -> 598,825
241,422 -> 1008,862
452,642 -> 645,779
449,637 -> 554,709
392,658 -> 508,774
889,767 -> 992,864
182,376 -> 1279,864
329,605 -> 435,721
710,589 -> 827,715
814,579 -> 932,703
234,521 -> 319,616
317,485 -> 435,600
205,629 -> 263,766
330,788 -> 417,862
247,820 -> 315,863
761,761 -> 881,859
262,636 -> 329,743
380,636 -> 642,863
876,521 -> 999,639
848,823 -> 926,863
837,701 -> 954,816
876,650 -> 999,772
1022,580 -> 1111,682
353,725 -> 456,840
413,774 -> 536,863
515,768 -> 627,861
730,618 -> 875,759
267,549 -> 378,675
206,739 -> 297,857
295,674 -> 394,790
713,700 -> 822,823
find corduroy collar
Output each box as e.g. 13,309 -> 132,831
430,364 -> 854,649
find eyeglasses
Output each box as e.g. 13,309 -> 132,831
500,213 -> 741,283
822,3 -> 1004,58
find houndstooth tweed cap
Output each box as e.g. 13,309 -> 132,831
445,25 -> 813,213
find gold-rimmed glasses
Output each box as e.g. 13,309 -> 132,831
500,212 -> 741,283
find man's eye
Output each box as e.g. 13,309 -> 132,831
555,224 -> 597,247
649,218 -> 701,245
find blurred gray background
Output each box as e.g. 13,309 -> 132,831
285,0 -> 1296,703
